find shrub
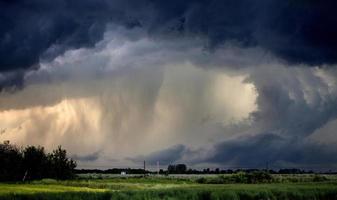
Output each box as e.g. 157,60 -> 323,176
196,177 -> 207,184
247,171 -> 273,183
195,171 -> 273,184
313,174 -> 328,182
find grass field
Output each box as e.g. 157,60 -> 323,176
1,174 -> 337,200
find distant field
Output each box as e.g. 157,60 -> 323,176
77,173 -> 337,182
1,174 -> 337,200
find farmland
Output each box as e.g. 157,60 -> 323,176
1,174 -> 337,200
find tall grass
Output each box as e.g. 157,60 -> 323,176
1,175 -> 337,200
2,188 -> 337,200
196,173 -> 334,184
0,192 -> 111,200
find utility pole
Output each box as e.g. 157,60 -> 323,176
143,160 -> 146,177
157,161 -> 160,175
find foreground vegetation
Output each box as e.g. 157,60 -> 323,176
1,175 -> 337,200
0,141 -> 76,181
2,142 -> 337,199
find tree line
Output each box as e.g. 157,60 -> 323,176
0,141 -> 76,181
77,164 -> 337,175
76,168 -> 150,174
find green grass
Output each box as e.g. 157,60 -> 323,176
0,183 -> 107,194
1,175 -> 337,200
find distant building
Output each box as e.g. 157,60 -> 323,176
121,171 -> 126,175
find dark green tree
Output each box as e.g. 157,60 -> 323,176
0,141 -> 77,181
167,164 -> 187,174
0,141 -> 23,181
22,146 -> 49,180
49,146 -> 77,180
175,164 -> 187,174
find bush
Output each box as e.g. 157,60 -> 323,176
313,174 -> 328,182
196,171 -> 273,184
233,172 -> 249,183
247,171 -> 273,183
196,177 -> 207,184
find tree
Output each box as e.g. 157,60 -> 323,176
167,164 -> 176,174
22,146 -> 49,180
167,164 -> 187,174
0,141 -> 77,181
0,141 -> 23,181
175,164 -> 187,174
49,146 -> 76,180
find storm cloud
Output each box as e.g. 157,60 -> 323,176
1,0 -> 337,170
2,0 -> 337,88
128,66 -> 337,169
128,144 -> 187,165
205,133 -> 337,170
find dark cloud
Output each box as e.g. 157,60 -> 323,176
2,0 -> 337,169
1,0 -> 100,72
1,1 -> 337,75
204,133 -> 337,169
128,144 -> 186,165
147,0 -> 337,66
72,151 -> 101,162
0,71 -> 24,90
202,66 -> 337,169
205,66 -> 337,169
0,0 -> 140,88
129,133 -> 337,169
206,133 -> 288,167
132,66 -> 337,169
247,66 -> 337,137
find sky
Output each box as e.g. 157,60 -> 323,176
1,0 -> 337,170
